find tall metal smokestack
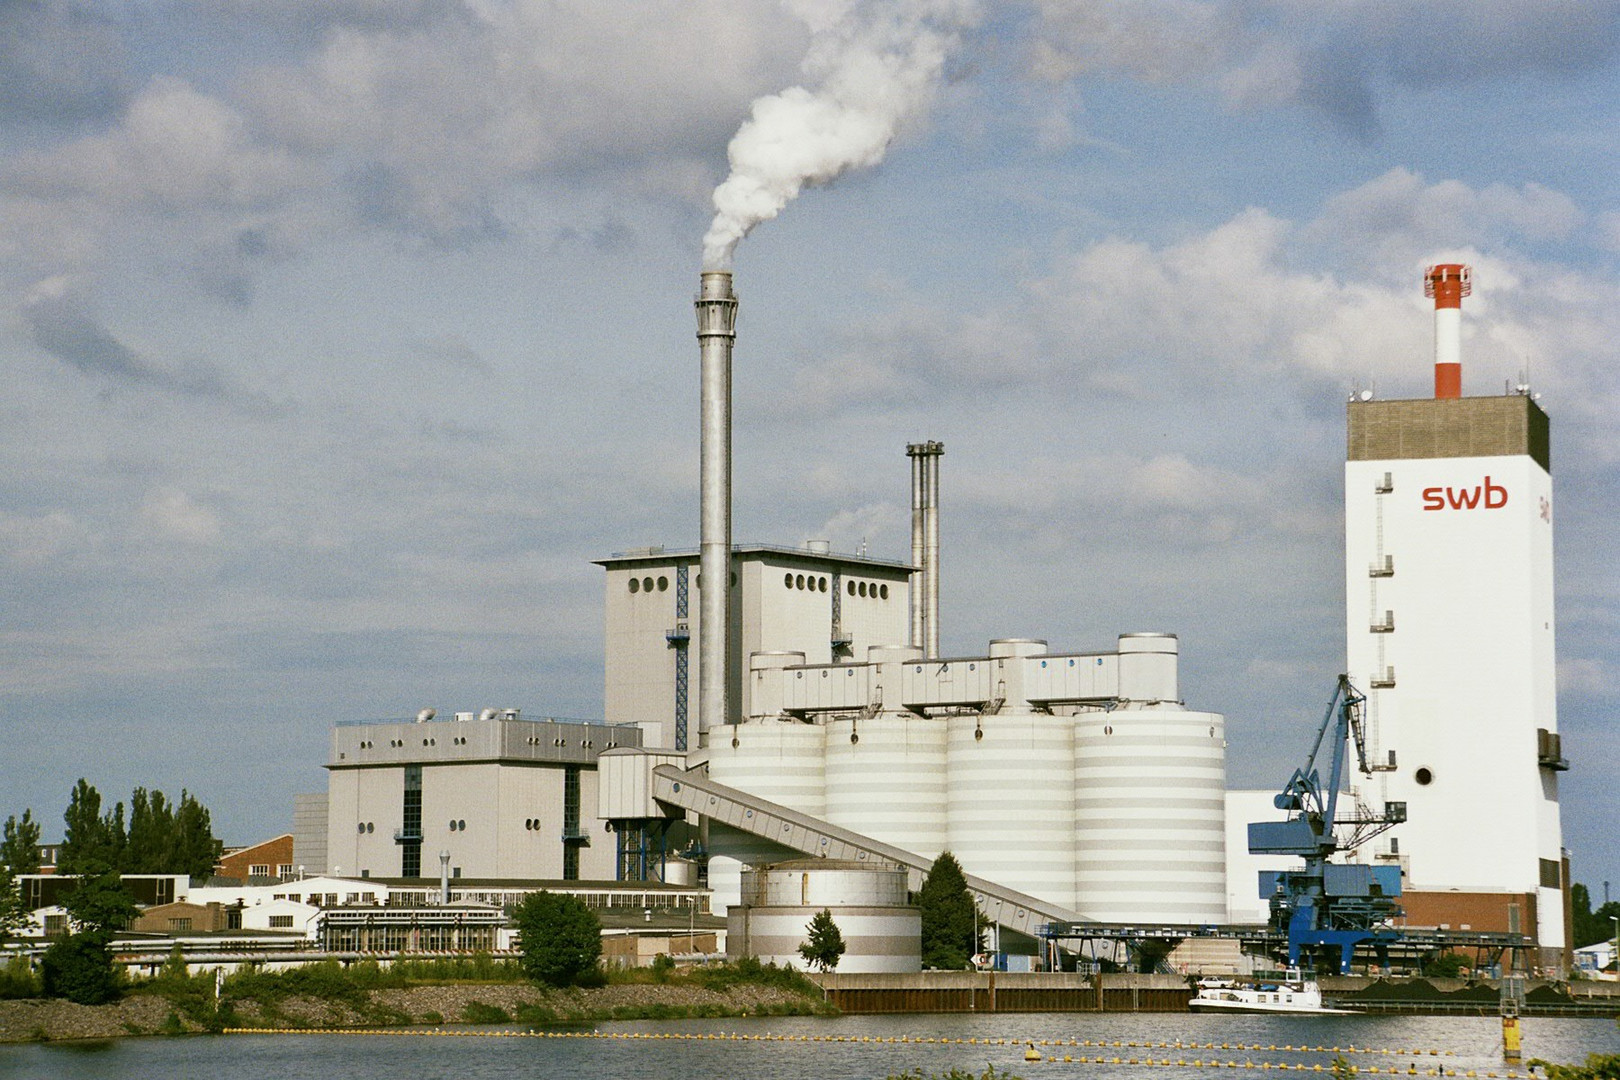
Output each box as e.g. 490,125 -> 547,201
907,441 -> 943,658
1425,263 -> 1471,399
696,271 -> 738,737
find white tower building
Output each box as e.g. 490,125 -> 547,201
1343,264 -> 1567,966
597,543 -> 912,751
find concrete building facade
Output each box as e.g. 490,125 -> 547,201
1344,392 -> 1566,962
597,543 -> 912,750
324,711 -> 640,882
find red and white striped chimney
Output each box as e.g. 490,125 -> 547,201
1424,263 -> 1471,399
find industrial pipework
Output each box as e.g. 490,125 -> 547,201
907,441 -> 943,658
696,271 -> 738,735
1424,263 -> 1471,399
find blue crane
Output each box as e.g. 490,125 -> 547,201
1248,675 -> 1407,974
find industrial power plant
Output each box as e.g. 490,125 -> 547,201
312,261 -> 1569,977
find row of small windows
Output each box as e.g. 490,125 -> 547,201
525,736 -> 597,748
628,572 -> 736,593
357,822 -> 375,833
523,818 -> 547,831
449,819 -> 467,831
850,580 -> 888,599
785,573 -> 829,592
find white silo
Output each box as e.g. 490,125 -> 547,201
728,860 -> 921,973
1072,704 -> 1226,923
824,714 -> 947,861
706,718 -> 827,819
945,709 -> 1077,908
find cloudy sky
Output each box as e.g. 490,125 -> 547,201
3,1 -> 1617,893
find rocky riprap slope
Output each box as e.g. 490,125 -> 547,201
0,981 -> 819,1043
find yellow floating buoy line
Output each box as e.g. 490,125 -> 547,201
1068,1041 -> 1454,1057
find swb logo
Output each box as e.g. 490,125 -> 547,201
1422,477 -> 1508,511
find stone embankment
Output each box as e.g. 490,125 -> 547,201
0,982 -> 815,1043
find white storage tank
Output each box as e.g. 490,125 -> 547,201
945,710 -> 1077,908
1072,704 -> 1226,923
706,717 -> 826,819
727,859 -> 920,973
824,714 -> 946,860
1117,633 -> 1179,702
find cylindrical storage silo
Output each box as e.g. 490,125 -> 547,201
823,714 -> 946,860
706,718 -> 826,818
1072,705 -> 1226,923
727,859 -> 920,973
946,711 -> 1077,908
747,651 -> 807,720
1117,633 -> 1179,702
988,638 -> 1047,658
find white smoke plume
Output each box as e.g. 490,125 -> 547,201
702,0 -> 977,270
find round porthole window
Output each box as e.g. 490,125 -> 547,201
628,578 -> 640,593
1415,767 -> 1434,786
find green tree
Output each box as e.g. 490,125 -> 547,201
40,870 -> 137,1006
917,851 -> 979,971
1571,883 -> 1620,952
41,932 -> 122,1005
798,908 -> 846,972
2,810 -> 41,874
512,891 -> 602,987
63,869 -> 138,937
173,790 -> 219,879
1424,952 -> 1468,978
125,788 -> 177,874
58,780 -> 124,874
0,863 -> 28,945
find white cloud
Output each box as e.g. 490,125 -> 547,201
1306,168 -> 1583,270
138,489 -> 224,546
0,511 -> 94,566
8,77 -> 310,212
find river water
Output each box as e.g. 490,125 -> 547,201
4,1012 -> 1616,1080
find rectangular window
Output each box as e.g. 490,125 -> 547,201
269,915 -> 294,929
563,845 -> 579,881
402,764 -> 423,877
250,864 -> 269,877
277,864 -> 294,877
1539,858 -> 1561,889
170,918 -> 192,931
563,766 -> 581,837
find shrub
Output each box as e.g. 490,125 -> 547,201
461,1001 -> 511,1024
41,933 -> 122,1005
0,955 -> 40,999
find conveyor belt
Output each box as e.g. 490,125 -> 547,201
650,764 -> 1084,939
